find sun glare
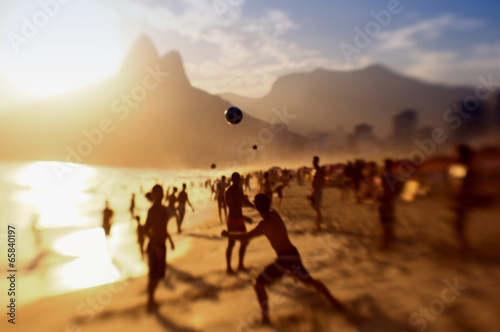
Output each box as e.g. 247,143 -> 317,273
0,0 -> 123,97
14,161 -> 96,228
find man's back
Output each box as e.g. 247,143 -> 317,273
226,184 -> 245,218
178,191 -> 188,205
312,167 -> 325,190
217,182 -> 227,199
145,204 -> 168,243
259,210 -> 295,255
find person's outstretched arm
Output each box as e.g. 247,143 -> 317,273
221,222 -> 264,242
187,195 -> 194,211
166,186 -> 170,202
242,194 -> 255,209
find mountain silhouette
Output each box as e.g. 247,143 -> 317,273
225,65 -> 474,137
0,37 -> 305,169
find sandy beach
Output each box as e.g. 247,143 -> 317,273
4,179 -> 500,332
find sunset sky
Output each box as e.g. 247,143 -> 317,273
0,0 -> 499,98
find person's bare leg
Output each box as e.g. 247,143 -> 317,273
147,277 -> 160,311
218,202 -> 223,223
177,214 -> 184,233
315,208 -> 322,231
237,240 -> 248,271
226,239 -> 235,274
254,280 -> 271,324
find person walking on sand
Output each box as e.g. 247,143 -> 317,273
216,176 -> 229,224
378,159 -> 403,250
308,156 -> 325,231
165,186 -> 179,224
177,183 -> 195,233
222,193 -> 343,325
263,172 -> 273,204
274,181 -> 286,206
102,200 -> 114,236
144,184 -> 175,312
454,144 -> 477,251
244,173 -> 252,193
225,172 -> 255,274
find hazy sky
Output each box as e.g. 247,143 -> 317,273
1,0 -> 499,98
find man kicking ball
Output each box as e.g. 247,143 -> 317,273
222,193 -> 343,324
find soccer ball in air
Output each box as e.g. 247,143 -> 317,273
225,107 -> 243,125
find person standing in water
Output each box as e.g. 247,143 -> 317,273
165,186 -> 179,225
129,193 -> 136,219
102,200 -> 114,236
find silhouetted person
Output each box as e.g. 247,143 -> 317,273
216,176 -> 228,223
263,172 -> 273,204
135,216 -> 146,258
309,156 -> 325,231
129,193 -> 136,219
145,192 -> 154,203
297,167 -> 304,186
274,182 -> 286,206
177,183 -> 194,233
455,144 -> 476,251
378,159 -> 402,250
102,200 -> 114,236
222,194 -> 343,325
166,186 -> 179,225
225,172 -> 254,274
244,173 -> 252,192
352,160 -> 365,204
144,184 -> 175,312
341,162 -> 354,201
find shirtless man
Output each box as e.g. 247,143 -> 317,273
310,156 -> 325,231
263,172 -> 273,205
216,176 -> 229,224
144,185 -> 175,311
165,186 -> 179,224
222,193 -> 343,324
102,200 -> 114,236
224,172 -> 254,274
177,183 -> 194,233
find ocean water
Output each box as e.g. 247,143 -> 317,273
0,161 -> 223,306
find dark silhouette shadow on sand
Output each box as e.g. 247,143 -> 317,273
164,265 -> 220,301
343,295 -> 413,332
183,233 -> 226,241
71,302 -> 199,332
154,311 -> 200,332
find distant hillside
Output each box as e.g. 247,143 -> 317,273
219,92 -> 259,113
0,37 -> 307,169
243,65 -> 474,136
